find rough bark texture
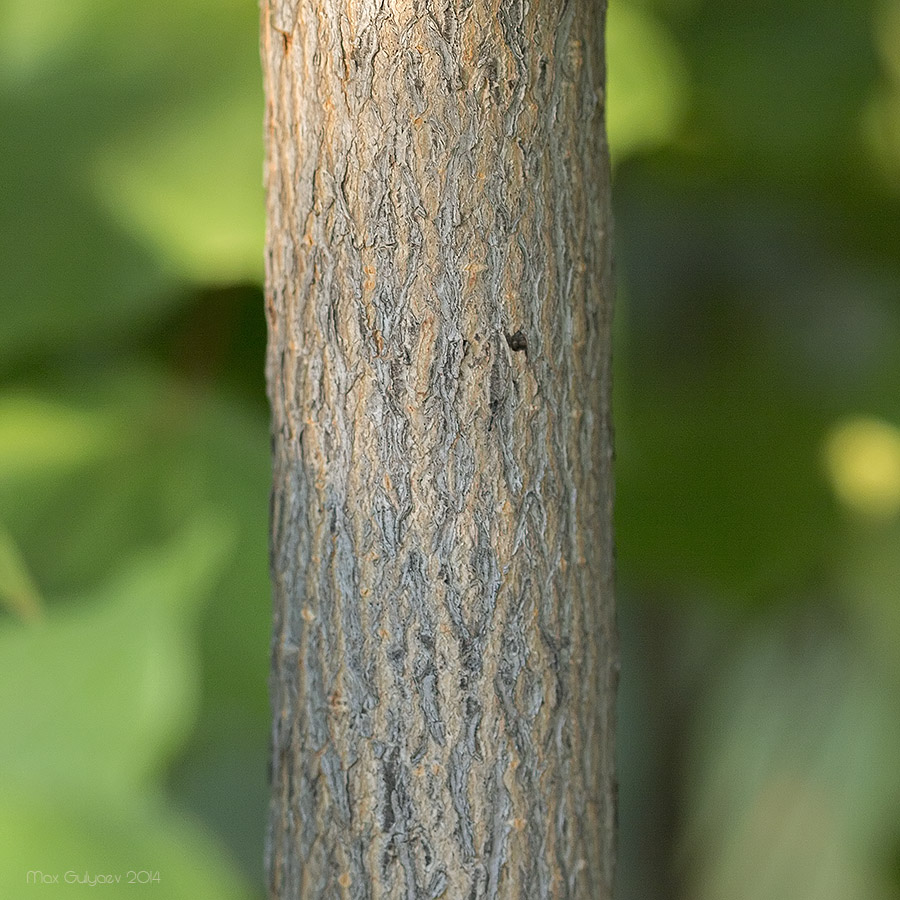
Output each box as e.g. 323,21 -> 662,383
262,1 -> 616,897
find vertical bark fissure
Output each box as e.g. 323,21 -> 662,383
263,1 -> 616,897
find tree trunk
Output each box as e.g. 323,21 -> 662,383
262,1 -> 616,897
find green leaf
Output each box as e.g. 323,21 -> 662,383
0,370 -> 270,714
0,0 -> 263,365
91,84 -> 264,285
606,3 -> 688,164
0,525 -> 43,621
0,516 -> 234,796
0,393 -> 123,480
0,783 -> 253,900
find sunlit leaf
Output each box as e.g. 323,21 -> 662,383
91,85 -> 264,284
0,0 -> 263,365
0,394 -> 123,480
606,3 -> 688,164
0,0 -> 109,82
824,416 -> 900,520
0,526 -> 43,621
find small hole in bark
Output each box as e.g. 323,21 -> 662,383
505,330 -> 528,354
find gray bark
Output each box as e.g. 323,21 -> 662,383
262,1 -> 616,897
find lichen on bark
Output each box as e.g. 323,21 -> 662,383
262,1 -> 616,897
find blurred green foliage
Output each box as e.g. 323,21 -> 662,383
1,0 -> 268,894
610,1 -> 900,898
2,0 -> 900,897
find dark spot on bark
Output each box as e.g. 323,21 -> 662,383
351,24 -> 376,68
488,361 -> 503,430
506,330 -> 528,354
461,639 -> 479,672
418,630 -> 435,650
284,749 -> 295,803
488,394 -> 500,429
382,751 -> 397,832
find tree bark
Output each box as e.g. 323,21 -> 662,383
262,1 -> 616,897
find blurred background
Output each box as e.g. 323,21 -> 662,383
2,0 -> 900,897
